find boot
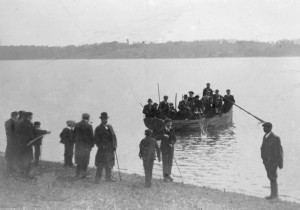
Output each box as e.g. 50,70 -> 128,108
265,181 -> 274,200
272,181 -> 278,199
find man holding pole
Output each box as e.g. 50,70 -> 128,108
261,122 -> 283,200
94,112 -> 118,183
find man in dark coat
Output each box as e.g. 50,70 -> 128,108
94,112 -> 118,183
74,113 -> 94,178
167,103 -> 177,120
213,89 -> 223,114
143,99 -> 153,118
139,129 -> 161,187
188,91 -> 195,108
32,122 -> 51,166
60,120 -> 75,167
17,112 -> 35,177
178,95 -> 192,119
151,103 -> 159,118
155,118 -> 176,182
203,83 -> 213,96
261,122 -> 283,200
222,89 -> 235,113
158,96 -> 170,119
5,111 -> 19,174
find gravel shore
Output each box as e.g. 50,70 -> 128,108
0,156 -> 299,210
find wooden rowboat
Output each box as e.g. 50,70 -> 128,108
144,108 -> 233,132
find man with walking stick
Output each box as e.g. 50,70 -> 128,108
94,112 -> 118,183
155,118 -> 176,182
261,122 -> 283,200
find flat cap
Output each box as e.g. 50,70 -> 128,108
153,103 -> 158,106
262,122 -> 272,127
163,95 -> 168,99
24,112 -> 33,118
147,98 -> 153,102
189,91 -> 194,94
82,113 -> 90,119
34,121 -> 41,126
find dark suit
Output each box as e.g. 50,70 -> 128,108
74,120 -> 94,177
178,100 -> 191,119
60,127 -> 75,166
17,119 -> 35,175
139,137 -> 160,187
32,129 -> 48,166
223,94 -> 235,113
261,132 -> 283,198
143,104 -> 153,118
5,118 -> 18,173
94,124 -> 117,181
155,128 -> 176,179
158,101 -> 169,118
203,87 -> 213,96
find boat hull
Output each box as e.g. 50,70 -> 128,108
144,109 -> 233,131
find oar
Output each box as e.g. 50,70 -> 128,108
214,90 -> 265,123
139,103 -> 144,108
175,93 -> 177,110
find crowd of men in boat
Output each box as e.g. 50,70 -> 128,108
143,83 -> 235,120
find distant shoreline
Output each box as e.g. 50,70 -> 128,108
1,40 -> 300,60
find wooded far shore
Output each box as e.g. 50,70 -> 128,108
1,40 -> 300,60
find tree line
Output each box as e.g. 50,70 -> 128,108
1,40 -> 300,60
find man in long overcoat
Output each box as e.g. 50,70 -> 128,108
5,111 -> 19,174
261,122 -> 283,200
155,118 -> 176,182
222,89 -> 235,113
94,112 -> 117,183
17,112 -> 35,177
74,113 -> 94,178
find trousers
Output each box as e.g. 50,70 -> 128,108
143,159 -> 154,187
161,148 -> 174,178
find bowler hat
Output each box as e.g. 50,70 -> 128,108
147,98 -> 153,103
262,122 -> 272,127
184,94 -> 188,98
34,121 -> 41,126
207,83 -> 210,85
164,95 -> 168,99
189,91 -> 194,94
100,112 -> 109,119
145,129 -> 153,136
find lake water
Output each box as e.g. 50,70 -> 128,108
0,58 -> 300,203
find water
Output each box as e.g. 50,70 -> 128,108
0,58 -> 300,203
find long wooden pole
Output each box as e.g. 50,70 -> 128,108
157,83 -> 161,103
115,151 -> 122,181
175,93 -> 177,110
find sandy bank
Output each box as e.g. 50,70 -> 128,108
0,155 -> 299,210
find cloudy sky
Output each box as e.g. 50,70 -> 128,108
0,0 -> 300,46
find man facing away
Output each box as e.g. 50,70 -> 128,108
94,112 -> 118,183
261,122 -> 283,200
60,120 -> 75,167
32,121 -> 51,166
74,113 -> 94,178
155,118 -> 176,182
5,111 -> 19,175
139,129 -> 161,188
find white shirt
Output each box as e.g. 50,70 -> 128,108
265,132 -> 272,139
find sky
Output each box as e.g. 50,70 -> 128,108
0,0 -> 300,46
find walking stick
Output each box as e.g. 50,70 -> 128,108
115,151 -> 122,181
26,134 -> 47,146
173,156 -> 184,183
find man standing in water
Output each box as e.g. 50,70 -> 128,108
261,122 -> 283,200
74,113 -> 94,178
94,112 -> 118,183
155,118 -> 176,182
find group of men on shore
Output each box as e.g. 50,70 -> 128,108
143,83 -> 235,120
4,111 -> 50,177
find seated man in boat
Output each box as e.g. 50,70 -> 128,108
213,89 -> 223,115
143,99 -> 153,118
202,91 -> 214,118
158,96 -> 170,119
192,95 -> 204,119
167,103 -> 177,120
188,91 -> 195,106
222,89 -> 235,113
178,95 -> 192,119
203,83 -> 213,97
150,103 -> 160,118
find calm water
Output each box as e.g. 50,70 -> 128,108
0,58 -> 300,203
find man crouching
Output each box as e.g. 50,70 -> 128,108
139,129 -> 161,188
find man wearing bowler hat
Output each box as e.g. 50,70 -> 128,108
143,99 -> 153,118
94,112 -> 118,183
74,113 -> 94,178
261,122 -> 283,200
